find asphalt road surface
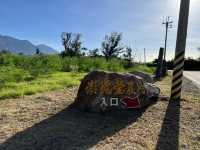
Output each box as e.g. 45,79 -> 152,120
184,71 -> 200,89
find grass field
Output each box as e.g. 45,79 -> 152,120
0,67 -> 154,100
0,53 -> 156,99
0,72 -> 85,100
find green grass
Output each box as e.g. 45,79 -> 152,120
0,52 -> 156,100
0,66 -> 155,100
127,64 -> 155,74
0,72 -> 85,100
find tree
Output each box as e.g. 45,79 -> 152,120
81,47 -> 87,56
71,33 -> 81,56
0,50 -> 11,54
61,32 -> 82,57
123,47 -> 133,67
35,48 -> 40,55
89,48 -> 99,57
123,47 -> 133,61
102,32 -> 123,61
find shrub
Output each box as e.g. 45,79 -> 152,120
0,66 -> 31,83
0,53 -> 155,82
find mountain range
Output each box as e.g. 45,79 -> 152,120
0,35 -> 57,55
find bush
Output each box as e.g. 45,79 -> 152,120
107,59 -> 124,72
0,53 -> 155,82
0,53 -> 15,66
0,52 -> 156,99
0,66 -> 31,83
128,64 -> 155,74
61,57 -> 79,72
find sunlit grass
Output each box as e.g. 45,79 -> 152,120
127,64 -> 155,74
0,60 -> 155,100
0,72 -> 86,100
0,67 -> 155,100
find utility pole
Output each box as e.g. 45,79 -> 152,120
144,48 -> 146,64
171,0 -> 190,100
163,17 -> 173,61
162,17 -> 173,76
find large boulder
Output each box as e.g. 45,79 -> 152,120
129,71 -> 154,83
73,71 -> 160,112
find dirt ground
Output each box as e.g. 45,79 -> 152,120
0,76 -> 199,150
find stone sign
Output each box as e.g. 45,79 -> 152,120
129,71 -> 154,83
73,71 -> 160,112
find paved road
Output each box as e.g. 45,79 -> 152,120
184,71 -> 200,89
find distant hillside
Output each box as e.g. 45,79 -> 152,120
0,35 -> 57,54
36,44 -> 57,54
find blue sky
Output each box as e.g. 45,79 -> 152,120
0,0 -> 199,61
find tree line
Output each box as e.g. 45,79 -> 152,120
60,32 -> 134,64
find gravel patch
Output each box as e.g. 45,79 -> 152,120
0,77 -> 199,150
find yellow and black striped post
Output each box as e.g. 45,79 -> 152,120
171,51 -> 185,99
171,0 -> 190,100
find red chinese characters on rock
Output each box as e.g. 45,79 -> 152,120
121,96 -> 141,108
